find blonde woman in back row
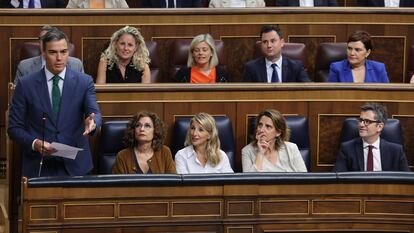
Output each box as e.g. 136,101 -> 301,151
96,26 -> 150,84
175,112 -> 234,174
209,0 -> 265,7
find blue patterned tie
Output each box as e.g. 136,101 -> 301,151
52,75 -> 61,119
271,63 -> 279,83
28,0 -> 35,8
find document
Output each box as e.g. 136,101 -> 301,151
50,142 -> 83,160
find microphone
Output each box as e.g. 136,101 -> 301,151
38,112 -> 46,177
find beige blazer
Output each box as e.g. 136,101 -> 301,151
66,0 -> 129,8
209,0 -> 265,7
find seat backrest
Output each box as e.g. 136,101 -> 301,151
247,115 -> 311,171
145,40 -> 161,82
20,41 -> 76,61
169,39 -> 225,81
339,118 -> 403,146
97,120 -> 128,174
407,44 -> 414,83
171,116 -> 235,170
253,41 -> 307,69
314,42 -> 347,82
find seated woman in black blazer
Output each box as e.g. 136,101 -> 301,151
174,34 -> 228,83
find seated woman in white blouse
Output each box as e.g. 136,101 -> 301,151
242,109 -> 307,172
175,112 -> 234,174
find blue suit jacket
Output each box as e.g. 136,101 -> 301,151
8,68 -> 102,178
276,0 -> 338,6
18,0 -> 66,8
139,0 -> 202,7
333,138 -> 409,172
242,57 -> 310,82
357,0 -> 414,7
329,59 -> 389,83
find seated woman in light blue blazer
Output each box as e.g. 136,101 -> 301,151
329,31 -> 389,83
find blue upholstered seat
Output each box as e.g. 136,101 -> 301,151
339,118 -> 403,146
247,116 -> 311,171
97,121 -> 128,174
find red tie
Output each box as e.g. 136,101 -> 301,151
367,145 -> 373,171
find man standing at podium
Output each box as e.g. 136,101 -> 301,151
8,29 -> 102,178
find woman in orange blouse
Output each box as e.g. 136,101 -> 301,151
174,34 -> 229,83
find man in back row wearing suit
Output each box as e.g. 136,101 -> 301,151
242,25 -> 311,83
357,0 -> 414,7
276,0 -> 338,6
14,25 -> 84,87
139,0 -> 202,8
333,103 -> 409,172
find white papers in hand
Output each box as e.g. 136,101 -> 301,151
50,142 -> 83,160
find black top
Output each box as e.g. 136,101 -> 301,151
133,149 -> 152,174
106,63 -> 143,83
174,66 -> 229,83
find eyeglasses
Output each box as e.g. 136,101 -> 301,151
358,118 -> 380,126
135,123 -> 153,130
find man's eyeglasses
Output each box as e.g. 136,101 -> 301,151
358,118 -> 380,126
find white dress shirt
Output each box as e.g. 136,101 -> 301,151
384,0 -> 400,7
174,145 -> 234,174
22,0 -> 42,8
265,56 -> 282,83
362,137 -> 382,171
299,0 -> 314,7
165,0 -> 177,8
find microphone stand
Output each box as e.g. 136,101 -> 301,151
38,113 -> 46,177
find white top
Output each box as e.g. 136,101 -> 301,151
229,0 -> 246,7
175,145 -> 234,174
265,57 -> 282,83
299,0 -> 314,7
20,0 -> 41,8
362,137 -> 382,171
384,0 -> 400,7
242,142 -> 307,172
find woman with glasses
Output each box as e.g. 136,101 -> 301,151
174,112 -> 233,174
112,111 -> 176,174
242,109 -> 307,172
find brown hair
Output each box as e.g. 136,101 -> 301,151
124,111 -> 165,151
253,109 -> 290,151
347,30 -> 373,51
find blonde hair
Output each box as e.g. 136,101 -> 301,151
187,34 -> 219,69
184,112 -> 221,167
101,26 -> 150,71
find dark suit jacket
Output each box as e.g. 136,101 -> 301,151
357,0 -> 414,7
174,66 -> 228,83
333,138 -> 409,172
276,0 -> 338,6
242,57 -> 310,82
329,59 -> 389,83
8,68 -> 102,178
140,0 -> 202,7
16,0 -> 66,8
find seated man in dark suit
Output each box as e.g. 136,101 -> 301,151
357,0 -> 414,7
139,0 -> 202,8
333,103 -> 409,172
276,0 -> 338,6
242,25 -> 310,83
